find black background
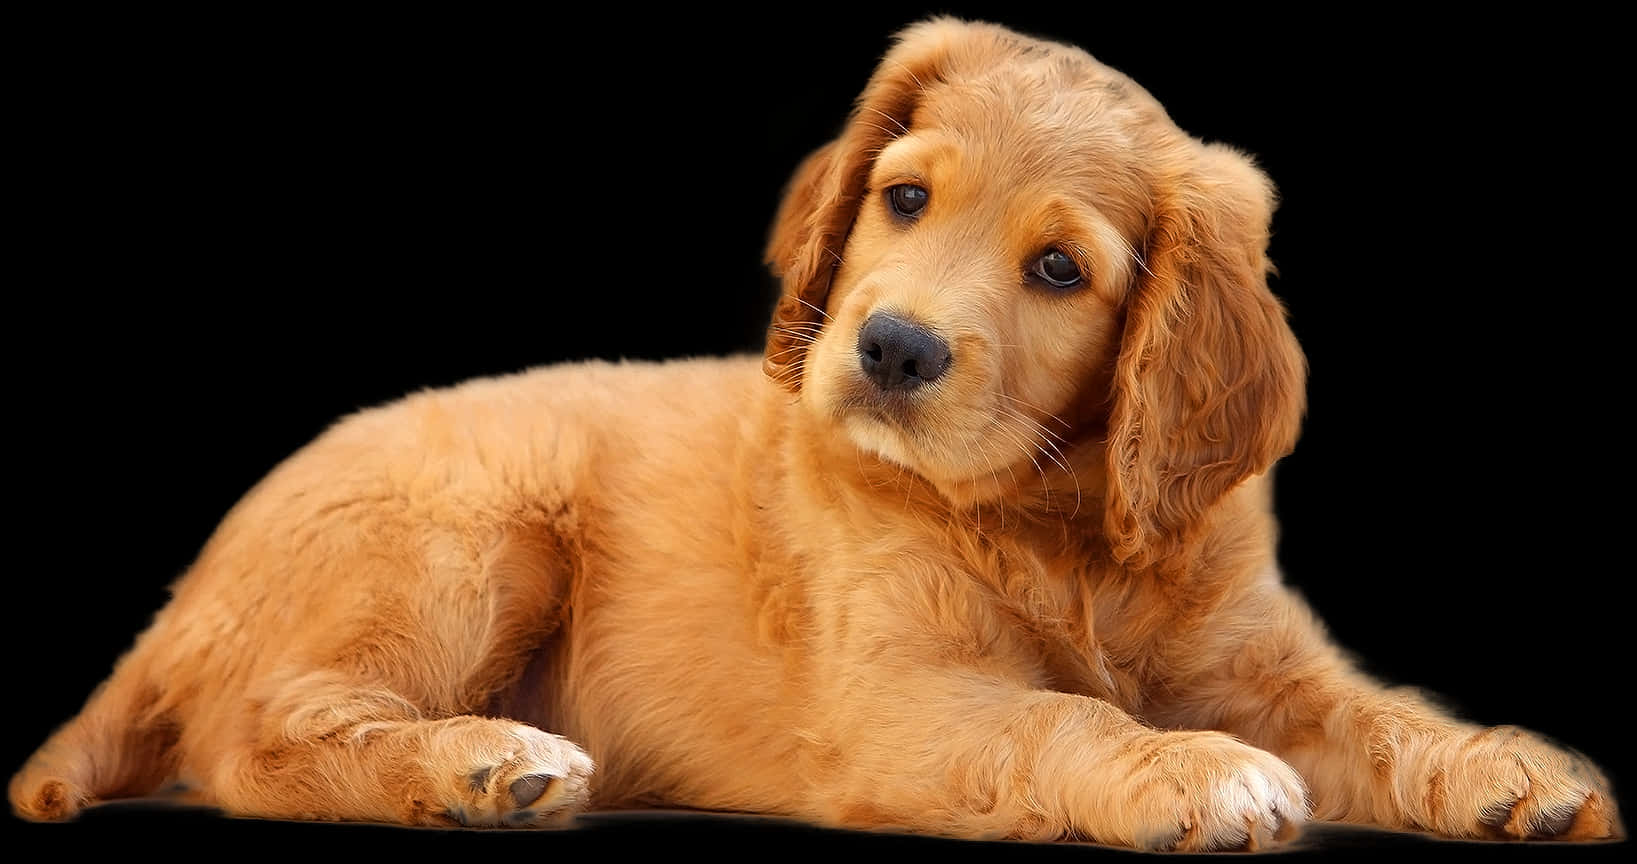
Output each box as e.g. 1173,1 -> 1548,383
5,5 -> 1629,858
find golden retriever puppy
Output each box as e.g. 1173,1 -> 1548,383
9,18 -> 1622,850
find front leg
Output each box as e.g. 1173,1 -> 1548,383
1157,584 -> 1622,841
807,667 -> 1307,850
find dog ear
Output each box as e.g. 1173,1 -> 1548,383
761,19 -> 972,391
1102,144 -> 1307,570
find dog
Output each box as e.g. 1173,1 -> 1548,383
9,18 -> 1621,850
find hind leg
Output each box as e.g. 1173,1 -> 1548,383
208,672 -> 593,826
185,518 -> 595,827
12,381 -> 609,826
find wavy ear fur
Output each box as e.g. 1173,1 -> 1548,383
762,19 -> 984,391
1103,144 -> 1308,570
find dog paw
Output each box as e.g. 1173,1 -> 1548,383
1117,731 -> 1309,851
438,722 -> 594,828
1419,726 -> 1620,841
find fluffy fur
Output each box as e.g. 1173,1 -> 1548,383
10,19 -> 1621,850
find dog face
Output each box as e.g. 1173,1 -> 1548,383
765,19 -> 1306,568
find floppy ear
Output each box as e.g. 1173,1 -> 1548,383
761,19 -> 973,391
1103,144 -> 1308,570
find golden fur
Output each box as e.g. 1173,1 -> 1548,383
10,19 -> 1621,849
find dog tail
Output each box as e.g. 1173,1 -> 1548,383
9,639 -> 179,821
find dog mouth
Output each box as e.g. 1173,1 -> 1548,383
841,409 -> 919,470
839,383 -> 923,427
863,408 -> 914,437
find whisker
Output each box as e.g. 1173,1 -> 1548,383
1116,234 -> 1155,279
859,121 -> 906,141
856,445 -> 892,489
991,420 -> 1053,511
794,295 -> 833,321
883,59 -> 929,97
974,434 -> 1020,532
1004,407 -> 1084,519
1003,406 -> 1072,448
1021,412 -> 1073,449
861,105 -> 910,136
853,439 -> 883,489
960,436 -> 995,531
999,392 -> 1073,429
1001,407 -> 1074,476
1042,439 -> 1081,519
1037,435 -> 1078,501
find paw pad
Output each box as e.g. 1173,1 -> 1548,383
508,774 -> 557,810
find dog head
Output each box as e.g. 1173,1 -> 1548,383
764,19 -> 1306,569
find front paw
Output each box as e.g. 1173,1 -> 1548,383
1416,726 -> 1620,841
1114,731 -> 1309,851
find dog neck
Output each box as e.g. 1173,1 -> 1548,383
757,378 -> 1264,588
771,386 -> 1111,549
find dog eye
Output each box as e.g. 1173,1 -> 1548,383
1033,249 -> 1083,289
887,184 -> 929,219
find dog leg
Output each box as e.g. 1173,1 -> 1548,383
1152,584 -> 1622,841
206,673 -> 593,827
807,672 -> 1307,849
189,518 -> 593,827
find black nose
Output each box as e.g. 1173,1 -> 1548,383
856,313 -> 952,391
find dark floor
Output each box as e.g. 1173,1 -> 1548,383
5,802 -> 1626,861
